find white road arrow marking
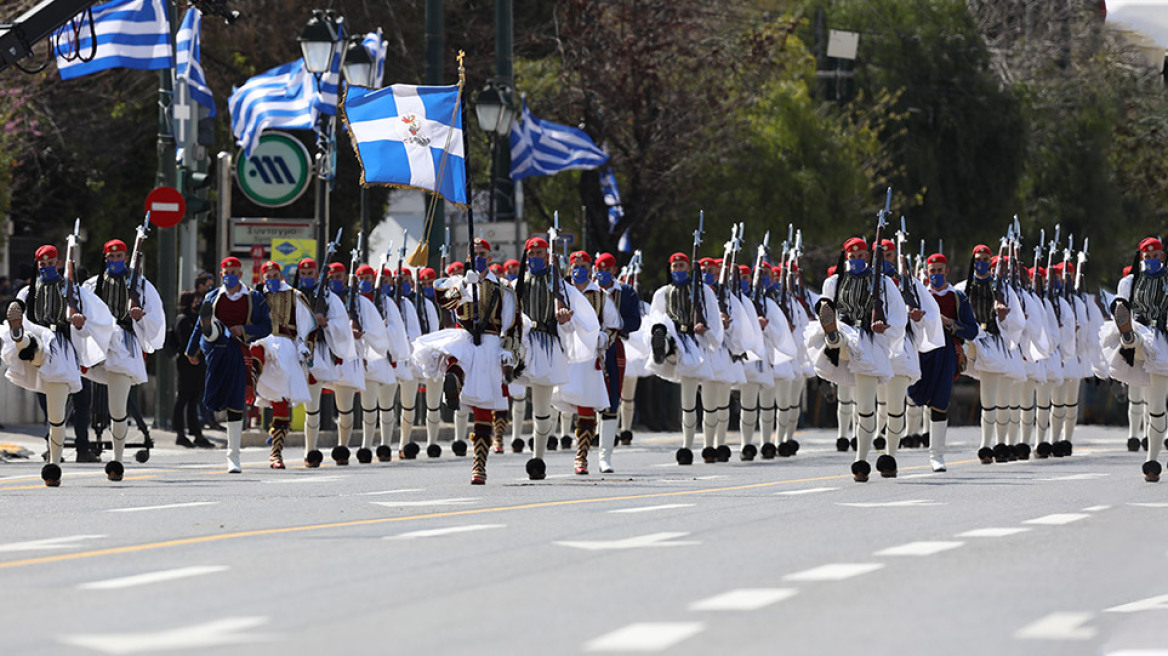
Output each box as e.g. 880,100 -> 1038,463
585,622 -> 705,652
385,524 -> 505,540
555,532 -> 699,551
775,487 -> 840,496
1024,513 -> 1089,526
107,502 -> 219,513
838,500 -> 943,508
608,504 -> 696,514
371,498 -> 479,508
1014,612 -> 1097,640
875,541 -> 965,557
79,566 -> 229,590
0,535 -> 106,553
784,563 -> 885,581
1106,594 -> 1168,613
957,527 -> 1031,538
688,588 -> 798,611
59,616 -> 277,654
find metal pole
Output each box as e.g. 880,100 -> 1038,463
216,151 -> 232,260
488,132 -> 496,223
493,0 -> 515,224
425,0 -> 445,269
315,150 -> 326,260
153,0 -> 179,429
360,186 -> 368,262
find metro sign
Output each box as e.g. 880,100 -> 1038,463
236,132 -> 313,208
144,186 -> 186,228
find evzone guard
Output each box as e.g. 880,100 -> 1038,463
396,266 -> 447,459
3,240 -> 114,486
355,262 -> 411,464
185,256 -> 271,473
595,252 -> 642,473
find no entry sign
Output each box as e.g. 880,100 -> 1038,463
145,186 -> 185,228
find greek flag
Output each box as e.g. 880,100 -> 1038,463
362,31 -> 388,89
509,100 -> 609,182
342,84 -> 466,205
600,167 -> 624,230
310,22 -> 344,116
228,61 -> 315,159
55,0 -> 172,80
175,9 -> 215,116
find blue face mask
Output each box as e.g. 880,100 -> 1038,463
739,279 -> 751,294
596,271 -> 613,287
299,277 -> 315,292
264,279 -> 281,293
672,271 -> 690,286
882,260 -> 896,276
759,276 -> 770,289
571,267 -> 590,284
39,266 -> 59,283
400,282 -> 412,297
528,257 -> 546,274
358,280 -> 373,294
506,273 -> 518,281
930,273 -> 946,289
223,273 -> 240,289
974,260 -> 990,276
107,260 -> 127,276
474,256 -> 488,273
330,280 -> 345,294
1144,258 -> 1163,274
846,259 -> 867,275
422,286 -> 436,300
703,272 -> 716,285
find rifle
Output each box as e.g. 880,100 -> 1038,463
1075,237 -> 1089,294
314,228 -> 343,319
717,223 -> 739,313
917,238 -> 926,280
64,218 -> 83,317
127,212 -> 152,312
439,227 -> 450,275
1032,228 -> 1045,298
1046,225 -> 1060,323
347,231 -> 364,336
1062,233 -> 1074,302
868,188 -> 891,329
896,215 -> 919,309
397,231 -> 408,316
549,210 -> 570,311
373,241 -> 392,320
690,211 -> 706,330
752,231 -> 772,310
993,227 -> 1009,306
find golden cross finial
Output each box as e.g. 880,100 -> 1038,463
457,50 -> 466,86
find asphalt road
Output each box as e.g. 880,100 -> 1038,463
0,424 -> 1164,656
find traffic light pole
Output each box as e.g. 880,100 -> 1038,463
153,0 -> 178,430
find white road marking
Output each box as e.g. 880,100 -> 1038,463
358,488 -> 424,496
385,524 -> 505,540
899,473 -> 939,479
1014,612 -> 1097,640
775,487 -> 840,496
875,541 -> 965,557
1036,473 -> 1110,481
264,475 -> 348,484
1128,503 -> 1168,508
608,504 -> 696,514
1082,505 -> 1112,512
838,500 -> 943,508
107,502 -> 219,513
556,532 -> 699,551
371,498 -> 479,508
60,616 -> 276,654
0,535 -> 106,553
784,563 -> 885,581
1107,651 -> 1168,656
695,475 -> 728,481
585,622 -> 705,652
688,588 -> 798,611
1105,594 -> 1168,613
79,566 -> 229,590
1023,513 -> 1090,526
957,527 -> 1031,538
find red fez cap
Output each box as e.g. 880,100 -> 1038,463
355,264 -> 375,277
714,258 -> 724,266
1031,266 -> 1046,278
843,237 -> 867,253
398,268 -> 413,278
473,237 -> 491,250
489,263 -> 504,274
221,256 -> 242,269
328,262 -> 346,276
990,255 -> 1000,267
1140,237 -> 1163,253
1123,265 -> 1133,277
34,245 -> 58,261
261,261 -> 281,273
104,239 -> 127,254
738,265 -> 751,276
926,253 -> 947,265
298,257 -> 317,270
570,251 -> 592,265
972,244 -> 992,256
504,259 -> 520,270
698,257 -> 715,266
419,267 -> 437,281
1064,262 -> 1075,274
669,252 -> 690,264
879,238 -> 895,252
381,267 -> 394,279
525,237 -> 549,251
595,253 -> 617,268
446,262 -> 465,275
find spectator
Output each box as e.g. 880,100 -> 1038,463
171,290 -> 213,448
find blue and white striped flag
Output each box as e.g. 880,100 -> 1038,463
55,0 -> 172,80
176,8 -> 215,116
228,60 -> 315,159
362,31 -> 388,89
310,22 -> 344,116
342,84 -> 466,205
509,100 -> 609,182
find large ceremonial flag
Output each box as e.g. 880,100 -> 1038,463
228,61 -> 315,159
175,8 -> 215,116
55,0 -> 172,80
342,84 -> 467,206
509,100 -> 609,182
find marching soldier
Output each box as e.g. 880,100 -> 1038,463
399,267 -> 446,458
595,252 -> 642,473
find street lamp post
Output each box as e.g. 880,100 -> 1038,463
474,80 -> 515,224
299,9 -> 343,261
341,35 -> 376,262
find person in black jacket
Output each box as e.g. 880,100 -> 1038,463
171,290 -> 212,448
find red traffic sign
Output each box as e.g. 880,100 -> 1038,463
144,186 -> 185,228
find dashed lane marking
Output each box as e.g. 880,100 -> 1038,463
1014,612 -> 1097,640
1023,513 -> 1090,526
78,566 -> 230,590
584,622 -> 705,652
0,535 -> 106,553
957,527 -> 1031,538
608,504 -> 696,514
838,500 -> 943,508
688,588 -> 798,611
107,502 -> 219,513
371,498 -> 479,508
783,563 -> 885,581
1082,505 -> 1112,512
384,524 -> 505,540
1036,473 -> 1110,481
556,532 -> 699,551
775,487 -> 840,496
60,616 -> 276,654
874,541 -> 964,557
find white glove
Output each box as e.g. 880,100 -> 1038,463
465,270 -> 480,285
500,351 -> 515,367
298,345 -> 311,361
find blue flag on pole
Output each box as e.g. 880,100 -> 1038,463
228,60 -> 315,159
509,100 -> 609,181
342,84 -> 466,205
176,8 -> 215,117
55,0 -> 172,80
362,31 -> 388,89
